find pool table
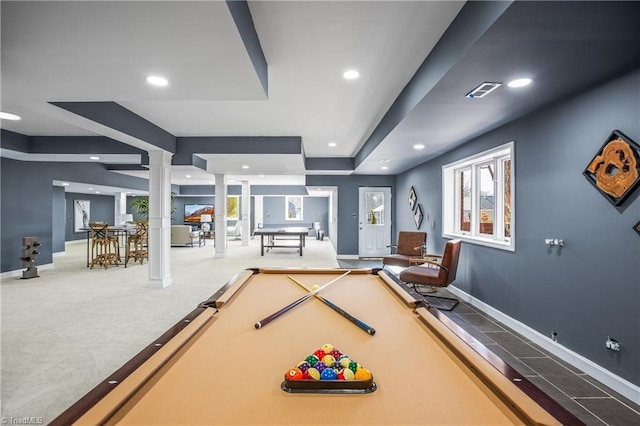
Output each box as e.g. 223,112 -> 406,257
51,268 -> 582,425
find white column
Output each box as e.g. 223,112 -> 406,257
254,195 -> 264,231
114,192 -> 127,224
214,174 -> 227,257
241,180 -> 250,246
147,150 -> 173,288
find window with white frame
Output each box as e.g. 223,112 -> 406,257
285,196 -> 303,221
442,142 -> 514,251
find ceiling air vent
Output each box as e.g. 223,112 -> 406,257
466,82 -> 502,99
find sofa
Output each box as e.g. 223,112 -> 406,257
171,225 -> 203,247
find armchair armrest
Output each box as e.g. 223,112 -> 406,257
409,258 -> 450,273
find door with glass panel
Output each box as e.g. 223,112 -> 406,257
358,187 -> 391,257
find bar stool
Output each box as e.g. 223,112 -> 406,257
126,222 -> 148,266
89,222 -> 109,269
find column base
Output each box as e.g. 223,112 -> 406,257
148,277 -> 172,289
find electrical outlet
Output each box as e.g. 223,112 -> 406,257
605,337 -> 621,352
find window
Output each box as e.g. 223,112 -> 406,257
365,191 -> 385,226
285,196 -> 303,221
227,196 -> 239,220
443,142 -> 514,251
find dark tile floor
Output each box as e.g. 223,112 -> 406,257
339,260 -> 640,426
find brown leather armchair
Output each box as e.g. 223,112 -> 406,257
383,231 -> 427,267
399,239 -> 462,310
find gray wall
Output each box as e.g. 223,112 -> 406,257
52,186 -> 66,253
262,196 -> 329,236
64,193 -> 116,242
0,158 -> 148,272
305,175 -> 395,254
395,69 -> 640,386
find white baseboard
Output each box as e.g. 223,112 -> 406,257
0,263 -> 54,280
336,255 -> 359,260
447,286 -> 640,405
65,239 -> 86,245
53,251 -> 66,257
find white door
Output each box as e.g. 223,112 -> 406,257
358,187 -> 391,257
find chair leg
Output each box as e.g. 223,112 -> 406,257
411,284 -> 459,311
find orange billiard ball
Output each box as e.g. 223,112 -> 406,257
286,368 -> 304,381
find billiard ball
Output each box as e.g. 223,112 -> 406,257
305,355 -> 319,366
338,357 -> 352,368
314,361 -> 327,373
355,368 -> 372,381
320,368 -> 338,380
313,349 -> 326,360
337,368 -> 355,381
286,368 -> 304,381
312,284 -> 320,291
330,349 -> 342,359
348,361 -> 360,373
296,361 -> 310,373
305,367 -> 320,380
321,343 -> 334,353
321,354 -> 336,366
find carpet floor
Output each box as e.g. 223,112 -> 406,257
1,237 -> 338,423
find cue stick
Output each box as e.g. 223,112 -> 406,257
287,275 -> 376,336
254,271 -> 351,329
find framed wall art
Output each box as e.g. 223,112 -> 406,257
583,130 -> 640,206
414,204 -> 424,229
74,199 -> 90,232
408,186 -> 417,211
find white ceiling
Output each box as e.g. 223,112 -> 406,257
4,1 -> 639,194
0,0 -> 465,191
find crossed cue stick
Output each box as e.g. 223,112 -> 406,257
287,275 -> 376,336
254,271 -> 351,329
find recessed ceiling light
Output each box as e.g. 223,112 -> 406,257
95,191 -> 101,194
328,142 -> 337,147
259,174 -> 264,178
316,188 -> 322,191
413,144 -> 425,150
88,187 -> 94,190
61,182 -> 70,186
0,111 -> 21,120
381,166 -> 389,170
186,175 -> 191,178
343,70 -> 360,80
89,156 -> 100,160
146,75 -> 168,87
242,165 -> 249,169
507,78 -> 532,88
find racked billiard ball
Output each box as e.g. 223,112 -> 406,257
305,355 -> 319,366
313,349 -> 326,360
321,343 -> 334,353
296,361 -> 310,373
337,368 -> 355,381
338,357 -> 352,369
321,354 -> 336,366
314,361 -> 327,373
330,349 -> 342,359
286,368 -> 304,381
320,368 -> 338,380
348,361 -> 360,374
305,367 -> 320,380
355,368 -> 372,381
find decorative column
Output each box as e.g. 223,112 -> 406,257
241,180 -> 250,246
147,150 -> 173,288
114,192 -> 127,224
214,174 -> 227,257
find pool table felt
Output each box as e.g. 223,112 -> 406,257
76,269 -> 561,425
